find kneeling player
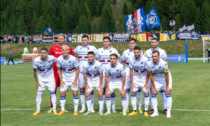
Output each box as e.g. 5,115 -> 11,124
147,51 -> 172,117
33,48 -> 57,115
83,51 -> 104,115
128,46 -> 149,117
104,54 -> 127,116
56,46 -> 80,115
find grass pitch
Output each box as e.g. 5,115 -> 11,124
1,62 -> 210,126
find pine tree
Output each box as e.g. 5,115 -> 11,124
195,8 -> 201,32
99,1 -> 116,32
122,2 -> 128,15
180,0 -> 196,25
200,0 -> 210,33
17,15 -> 26,34
70,0 -> 81,30
83,1 -> 92,22
74,15 -> 90,33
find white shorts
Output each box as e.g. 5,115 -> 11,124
125,67 -> 131,89
38,79 -> 55,92
86,78 -> 102,93
78,72 -> 86,88
151,81 -> 166,92
108,82 -> 126,94
60,79 -> 78,92
149,71 -> 173,91
132,84 -> 148,93
102,71 -> 105,88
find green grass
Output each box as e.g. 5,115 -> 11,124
1,62 -> 210,126
1,40 -> 203,59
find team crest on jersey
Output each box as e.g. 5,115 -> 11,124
141,62 -> 143,64
69,61 -> 71,63
95,67 -> 97,69
117,69 -> 118,71
49,61 -> 51,63
56,48 -> 58,50
110,50 -> 112,53
159,67 -> 161,69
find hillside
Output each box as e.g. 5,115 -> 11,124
1,40 -> 203,59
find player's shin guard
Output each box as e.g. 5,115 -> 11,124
60,96 -> 66,111
160,90 -> 167,109
126,89 -> 130,109
131,92 -> 137,111
111,93 -> 116,109
122,96 -> 127,113
36,91 -> 42,111
137,89 -> 142,109
99,97 -> 104,112
86,97 -> 91,112
50,92 -> 57,111
106,97 -> 111,112
166,93 -> 172,116
151,94 -> 158,114
91,90 -> 94,109
80,91 -> 85,109
144,93 -> 149,111
74,95 -> 79,112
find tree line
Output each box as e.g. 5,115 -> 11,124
1,0 -> 210,35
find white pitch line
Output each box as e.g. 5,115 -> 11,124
1,108 -> 210,112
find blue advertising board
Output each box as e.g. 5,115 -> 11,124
168,54 -> 186,63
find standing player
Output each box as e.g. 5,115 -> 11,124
73,35 -> 98,113
56,46 -> 80,115
83,51 -> 104,115
121,38 -> 143,113
128,46 -> 149,117
145,37 -> 172,114
147,51 -> 172,117
104,54 -> 127,116
96,36 -> 121,113
48,33 -> 74,113
33,48 -> 57,115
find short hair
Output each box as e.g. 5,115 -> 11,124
82,35 -> 89,39
103,36 -> 111,42
88,51 -> 95,55
129,38 -> 136,43
41,47 -> 48,52
152,50 -> 160,56
110,53 -> 118,59
151,37 -> 158,41
62,45 -> 69,50
134,46 -> 141,51
58,33 -> 65,39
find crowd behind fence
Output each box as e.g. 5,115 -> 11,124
1,31 -> 209,44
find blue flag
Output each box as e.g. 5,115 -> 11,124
43,26 -> 52,35
144,8 -> 161,30
125,14 -> 132,32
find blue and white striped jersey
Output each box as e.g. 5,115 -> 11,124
33,55 -> 57,81
56,54 -> 79,80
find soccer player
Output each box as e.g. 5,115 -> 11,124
121,38 -> 143,113
33,47 -> 57,115
56,46 -> 80,115
96,36 -> 121,113
48,33 -> 74,113
147,51 -> 172,117
104,54 -> 127,116
145,37 -> 172,114
73,35 -> 98,113
128,46 -> 149,117
83,51 -> 104,115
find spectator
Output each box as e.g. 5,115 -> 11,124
7,50 -> 15,65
